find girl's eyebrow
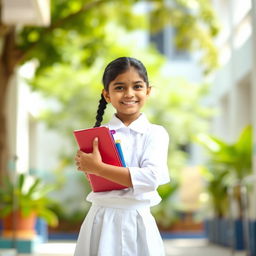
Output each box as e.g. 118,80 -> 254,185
112,80 -> 144,86
112,82 -> 125,86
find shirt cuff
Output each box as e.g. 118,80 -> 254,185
129,167 -> 159,195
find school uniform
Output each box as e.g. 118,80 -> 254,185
74,113 -> 170,256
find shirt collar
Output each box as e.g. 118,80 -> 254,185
107,113 -> 150,134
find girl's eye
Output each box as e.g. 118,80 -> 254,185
134,84 -> 144,89
114,86 -> 124,91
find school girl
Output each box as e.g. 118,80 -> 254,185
74,57 -> 170,256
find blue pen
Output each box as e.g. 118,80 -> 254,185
115,140 -> 126,167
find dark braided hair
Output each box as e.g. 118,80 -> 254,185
94,57 -> 149,127
94,94 -> 107,128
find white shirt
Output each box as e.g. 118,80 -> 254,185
86,113 -> 170,206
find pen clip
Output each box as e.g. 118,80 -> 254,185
110,130 -> 116,135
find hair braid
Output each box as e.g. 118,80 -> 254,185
94,94 -> 108,127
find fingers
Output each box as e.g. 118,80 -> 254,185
93,137 -> 98,151
75,139 -> 99,172
75,151 -> 82,171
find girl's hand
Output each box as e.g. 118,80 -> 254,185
75,137 -> 102,174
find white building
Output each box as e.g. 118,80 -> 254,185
210,0 -> 256,216
210,0 -> 255,141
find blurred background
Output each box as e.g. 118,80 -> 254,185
0,0 -> 255,255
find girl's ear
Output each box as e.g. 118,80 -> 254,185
146,86 -> 152,96
102,89 -> 110,103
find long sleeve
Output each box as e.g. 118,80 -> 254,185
129,125 -> 170,195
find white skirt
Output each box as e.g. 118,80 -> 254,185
74,198 -> 165,256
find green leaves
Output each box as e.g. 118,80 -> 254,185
0,173 -> 58,226
158,182 -> 179,201
152,182 -> 180,228
195,125 -> 253,217
149,0 -> 220,74
14,0 -> 220,75
26,178 -> 41,198
37,208 -> 59,227
195,125 -> 253,181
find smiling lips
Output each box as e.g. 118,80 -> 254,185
121,101 -> 138,105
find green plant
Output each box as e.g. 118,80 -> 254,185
199,166 -> 229,217
195,125 -> 253,218
152,181 -> 179,228
0,173 -> 58,227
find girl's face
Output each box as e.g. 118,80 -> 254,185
103,67 -> 151,125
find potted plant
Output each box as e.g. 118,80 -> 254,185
195,125 -> 253,250
0,173 -> 58,239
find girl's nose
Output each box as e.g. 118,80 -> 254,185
124,88 -> 134,98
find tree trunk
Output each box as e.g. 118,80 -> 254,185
0,60 -> 9,183
0,27 -> 20,182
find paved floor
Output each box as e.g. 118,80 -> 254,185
164,239 -> 246,256
13,238 -> 246,256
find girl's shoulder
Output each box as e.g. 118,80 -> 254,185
146,123 -> 169,138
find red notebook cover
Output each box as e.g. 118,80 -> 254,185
73,126 -> 128,192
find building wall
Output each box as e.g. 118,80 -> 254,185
210,0 -> 256,218
211,0 -> 255,157
210,0 -> 253,139
250,0 -> 256,217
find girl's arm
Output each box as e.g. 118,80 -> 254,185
128,125 -> 170,194
75,137 -> 132,187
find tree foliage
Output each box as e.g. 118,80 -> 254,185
7,0 -> 219,75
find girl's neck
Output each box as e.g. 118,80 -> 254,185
115,113 -> 141,126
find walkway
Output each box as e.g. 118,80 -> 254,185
164,238 -> 246,256
11,238 -> 245,256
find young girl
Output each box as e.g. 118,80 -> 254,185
74,57 -> 170,256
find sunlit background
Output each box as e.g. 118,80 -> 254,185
0,0 -> 256,255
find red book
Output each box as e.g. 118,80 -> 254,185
73,126 -> 128,192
